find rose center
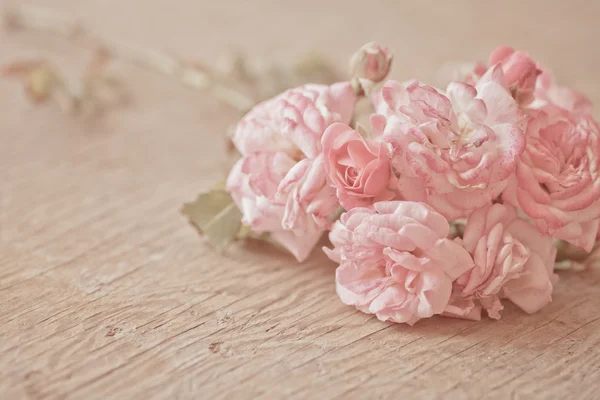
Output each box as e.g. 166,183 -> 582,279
405,271 -> 419,294
454,114 -> 489,148
346,167 -> 359,184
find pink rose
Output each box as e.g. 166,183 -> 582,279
325,201 -> 474,326
232,82 -> 356,159
501,218 -> 558,314
226,82 -> 358,261
503,111 -> 600,251
530,69 -> 593,117
227,152 -> 337,262
321,122 -> 395,210
349,42 -> 392,83
488,46 -> 541,105
372,65 -> 526,219
274,154 -> 339,231
448,203 -> 557,320
465,62 -> 488,85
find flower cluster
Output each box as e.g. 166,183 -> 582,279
219,43 -> 599,325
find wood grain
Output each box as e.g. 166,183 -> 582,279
1,1 -> 600,399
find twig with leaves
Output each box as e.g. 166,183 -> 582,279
0,48 -> 128,115
3,5 -> 341,115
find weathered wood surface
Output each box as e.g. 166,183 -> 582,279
1,1 -> 600,398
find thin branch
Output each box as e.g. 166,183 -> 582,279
5,5 -> 255,112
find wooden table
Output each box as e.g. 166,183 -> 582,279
2,1 -> 599,398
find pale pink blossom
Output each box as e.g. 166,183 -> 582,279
349,42 -> 392,83
447,204 -> 557,320
503,111 -> 600,252
372,66 -> 526,220
469,46 -> 592,117
465,46 -> 540,105
274,154 -> 339,232
487,46 -> 541,105
463,62 -> 487,86
227,152 -> 337,262
530,69 -> 593,117
232,83 -> 356,159
321,122 -> 395,210
325,201 -> 474,326
226,82 -> 358,261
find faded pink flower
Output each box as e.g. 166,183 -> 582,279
226,82 -> 358,261
448,203 -> 557,320
530,69 -> 593,117
227,152 -> 337,262
487,46 -> 541,105
321,122 -> 395,210
466,62 -> 489,85
349,42 -> 392,83
469,47 -> 591,117
274,154 -> 339,231
372,65 -> 526,220
503,111 -> 600,252
232,82 -> 356,159
325,201 -> 474,326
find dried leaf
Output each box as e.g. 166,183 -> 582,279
27,64 -> 57,102
236,224 -> 266,240
1,60 -> 57,103
211,179 -> 227,191
182,186 -> 242,251
555,240 -> 591,263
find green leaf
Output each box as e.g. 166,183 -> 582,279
182,186 -> 242,251
236,224 -> 269,241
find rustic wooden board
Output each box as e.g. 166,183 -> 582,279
1,1 -> 599,398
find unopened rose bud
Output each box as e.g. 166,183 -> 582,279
349,42 -> 392,83
488,46 -> 541,105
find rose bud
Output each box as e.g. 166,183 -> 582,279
488,46 -> 541,105
349,42 -> 392,83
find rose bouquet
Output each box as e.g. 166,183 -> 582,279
184,43 -> 600,325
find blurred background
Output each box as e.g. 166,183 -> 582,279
3,0 -> 598,100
